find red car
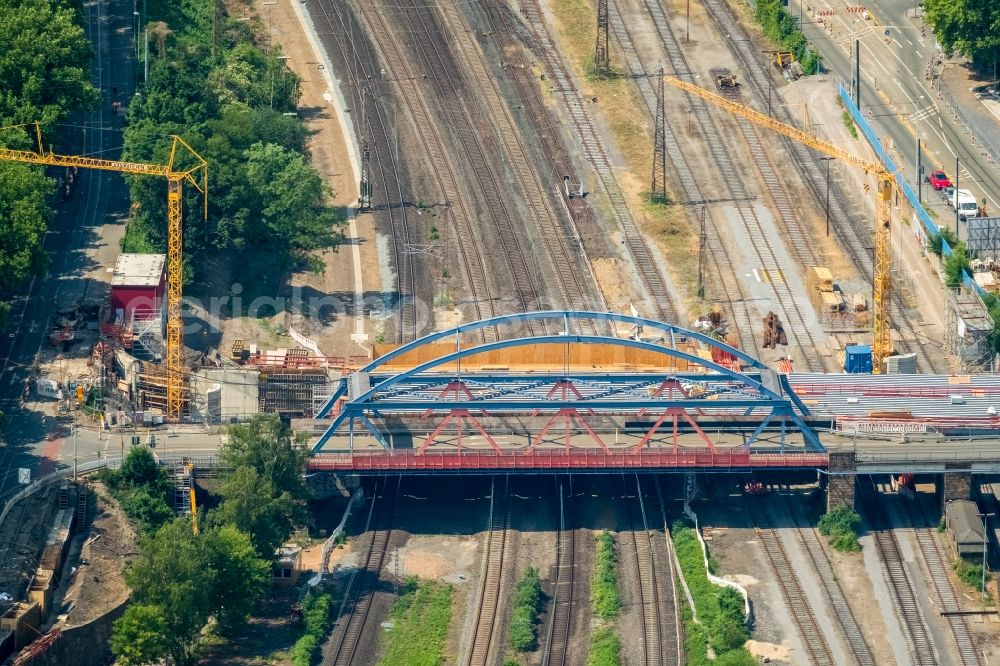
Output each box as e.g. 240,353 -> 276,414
927,170 -> 951,190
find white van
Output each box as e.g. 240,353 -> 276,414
951,189 -> 979,220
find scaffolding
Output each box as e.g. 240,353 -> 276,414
259,368 -> 331,417
944,288 -> 995,372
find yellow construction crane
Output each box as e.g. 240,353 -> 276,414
662,76 -> 896,372
0,123 -> 208,416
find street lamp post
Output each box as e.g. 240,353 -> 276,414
980,512 -> 995,596
955,156 -> 960,236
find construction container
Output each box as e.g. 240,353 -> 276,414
974,271 -> 999,295
843,344 -> 873,373
810,266 -> 834,292
820,291 -> 843,313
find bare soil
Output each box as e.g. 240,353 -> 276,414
61,482 -> 137,627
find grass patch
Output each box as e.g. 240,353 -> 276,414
587,626 -> 621,666
818,504 -> 862,553
509,567 -> 543,652
841,109 -> 858,139
549,0 -> 699,309
953,559 -> 989,592
592,531 -> 620,619
751,0 -> 822,74
671,521 -> 753,664
379,578 -> 453,666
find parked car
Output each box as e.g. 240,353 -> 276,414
953,190 -> 979,220
942,185 -> 956,205
926,170 -> 951,190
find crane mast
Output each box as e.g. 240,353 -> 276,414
0,123 -> 208,417
662,76 -> 897,371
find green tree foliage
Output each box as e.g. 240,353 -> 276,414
927,228 -> 962,257
592,531 -> 620,619
0,0 -> 99,124
818,504 -> 863,553
120,0 -> 343,285
110,604 -> 170,666
221,413 -> 311,501
112,520 -> 269,665
98,446 -> 175,533
944,245 -> 972,288
509,567 -> 543,652
924,0 -> 1000,62
752,0 -> 822,74
212,465 -> 303,561
0,161 -> 52,292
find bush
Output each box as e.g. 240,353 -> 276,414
927,228 -> 961,257
587,627 -> 621,666
752,0 -> 822,74
117,487 -> 174,534
100,446 -> 176,533
290,634 -> 318,666
944,246 -> 972,288
509,567 -> 543,652
671,521 -> 755,664
818,504 -> 862,553
953,559 -> 988,591
592,531 -> 620,619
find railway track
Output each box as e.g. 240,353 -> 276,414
330,476 -> 400,666
467,475 -> 511,666
314,0 -> 498,342
393,0 -> 549,334
437,0 -> 604,327
782,489 -> 876,665
622,474 -> 681,666
700,0 -> 939,373
858,477 -> 938,665
635,0 -> 826,371
904,494 -> 984,665
514,0 -> 680,325
745,496 -> 835,665
606,3 -> 756,355
542,477 -> 576,666
307,2 -> 418,342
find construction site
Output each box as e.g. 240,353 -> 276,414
5,0 -> 1000,663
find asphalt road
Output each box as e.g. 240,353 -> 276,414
792,0 -> 1000,231
0,0 -> 138,484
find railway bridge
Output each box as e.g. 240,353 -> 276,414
307,311 -> 1000,509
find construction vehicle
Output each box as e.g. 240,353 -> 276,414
662,76 -> 897,372
0,122 -> 208,419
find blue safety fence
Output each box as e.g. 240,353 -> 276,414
837,83 -> 985,298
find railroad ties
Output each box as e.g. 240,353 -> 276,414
746,497 -> 835,665
467,476 -> 511,666
331,477 -> 400,666
543,478 -> 576,666
858,478 -> 939,666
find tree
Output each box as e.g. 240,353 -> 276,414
110,604 -> 170,666
115,519 -> 271,664
0,162 -> 51,293
202,524 -> 270,632
222,414 -> 311,501
0,0 -> 99,125
924,0 -> 1000,63
213,466 -> 303,560
122,520 -> 214,665
117,487 -> 174,534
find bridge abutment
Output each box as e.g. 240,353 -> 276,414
940,464 -> 972,509
826,451 -> 856,511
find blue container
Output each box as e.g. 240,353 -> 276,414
844,344 -> 873,374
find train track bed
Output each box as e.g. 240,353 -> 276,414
326,477 -> 401,666
700,0 -> 940,373
465,476 -> 511,666
619,475 -> 681,666
858,478 -> 945,665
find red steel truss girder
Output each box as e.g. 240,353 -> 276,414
530,408 -> 609,451
308,450 -> 829,471
419,409 -> 502,453
633,408 -> 716,452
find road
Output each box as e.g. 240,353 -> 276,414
792,0 -> 1000,240
0,0 -> 138,486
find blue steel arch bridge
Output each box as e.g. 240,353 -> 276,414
309,311 -> 830,473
